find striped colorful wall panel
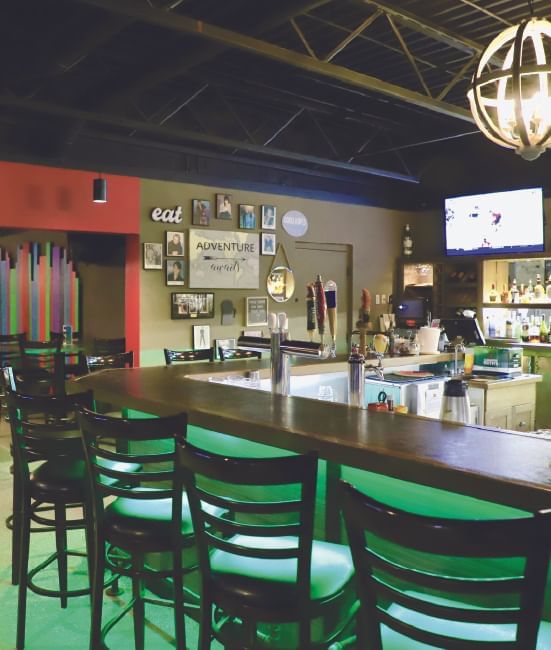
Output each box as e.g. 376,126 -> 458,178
0,242 -> 80,338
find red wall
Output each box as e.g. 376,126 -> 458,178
0,161 -> 140,233
0,161 -> 141,361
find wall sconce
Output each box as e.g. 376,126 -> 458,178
93,176 -> 107,203
468,16 -> 551,161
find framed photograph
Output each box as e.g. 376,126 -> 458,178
165,230 -> 185,256
143,242 -> 163,270
239,204 -> 256,230
261,204 -> 276,230
193,325 -> 211,350
171,292 -> 214,319
215,337 -> 237,359
246,296 -> 269,327
166,259 -> 185,286
192,199 -> 211,226
261,232 -> 276,255
216,193 -> 233,220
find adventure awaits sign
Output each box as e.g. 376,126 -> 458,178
189,229 -> 259,289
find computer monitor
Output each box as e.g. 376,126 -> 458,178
440,317 -> 486,346
394,298 -> 428,328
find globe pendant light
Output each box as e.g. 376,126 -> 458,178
468,15 -> 551,161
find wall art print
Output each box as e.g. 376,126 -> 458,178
188,229 -> 259,289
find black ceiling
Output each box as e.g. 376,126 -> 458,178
3,0 -> 551,208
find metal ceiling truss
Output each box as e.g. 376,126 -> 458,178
0,93 -> 417,183
75,0 -> 474,123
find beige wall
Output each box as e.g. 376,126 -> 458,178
140,179 -> 429,364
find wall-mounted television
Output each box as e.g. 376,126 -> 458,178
444,187 -> 544,256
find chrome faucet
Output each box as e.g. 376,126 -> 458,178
237,313 -> 330,396
365,352 -> 385,380
454,342 -> 465,376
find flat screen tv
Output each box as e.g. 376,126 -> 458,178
444,187 -> 544,256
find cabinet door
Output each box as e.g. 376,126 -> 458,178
485,408 -> 510,430
511,403 -> 534,432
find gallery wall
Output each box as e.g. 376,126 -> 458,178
139,178 -> 423,364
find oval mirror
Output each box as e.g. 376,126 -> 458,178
267,266 -> 295,303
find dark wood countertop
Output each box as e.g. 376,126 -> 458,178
74,360 -> 551,512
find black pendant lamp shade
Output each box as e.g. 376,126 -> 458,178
93,176 -> 107,203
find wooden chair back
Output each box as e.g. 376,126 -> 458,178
7,390 -> 94,466
86,350 -> 134,373
339,479 -> 551,649
163,348 -> 214,365
0,333 -> 26,369
78,407 -> 187,526
176,439 -> 318,617
17,340 -> 65,395
218,347 -> 262,361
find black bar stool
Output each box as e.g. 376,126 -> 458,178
218,347 -> 262,361
339,479 -> 551,649
176,440 -> 356,649
8,389 -> 95,650
78,407 -> 202,650
164,348 -> 214,364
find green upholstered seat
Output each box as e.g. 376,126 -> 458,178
340,480 -> 551,650
79,408 -> 194,650
177,443 -> 356,648
382,596 -> 551,648
211,535 -> 354,608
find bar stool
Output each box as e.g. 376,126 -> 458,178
339,479 -> 551,649
218,347 -> 262,361
78,407 -> 202,650
86,350 -> 134,373
8,389 -> 95,649
176,440 -> 356,649
164,347 -> 214,364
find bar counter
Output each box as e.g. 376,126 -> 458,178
74,357 -> 551,513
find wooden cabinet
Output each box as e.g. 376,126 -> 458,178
467,378 -> 539,432
397,258 -> 481,320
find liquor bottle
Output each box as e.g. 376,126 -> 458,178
546,275 -> 551,301
527,279 -> 535,302
534,274 -> 545,301
500,284 -> 509,303
505,319 -> 513,339
402,224 -> 413,257
488,283 -> 498,302
510,278 -> 519,303
540,315 -> 549,343
521,317 -> 530,342
529,316 -> 540,343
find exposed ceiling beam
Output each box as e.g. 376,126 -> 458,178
0,94 -> 418,183
101,0 -> 333,109
360,0 -> 488,56
74,0 -> 474,123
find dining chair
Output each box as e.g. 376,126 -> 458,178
164,347 -> 214,364
339,479 -> 551,649
176,440 -> 356,649
218,347 -> 262,361
78,407 -> 201,650
16,338 -> 64,395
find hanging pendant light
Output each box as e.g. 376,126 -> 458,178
468,13 -> 551,161
93,175 -> 107,203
